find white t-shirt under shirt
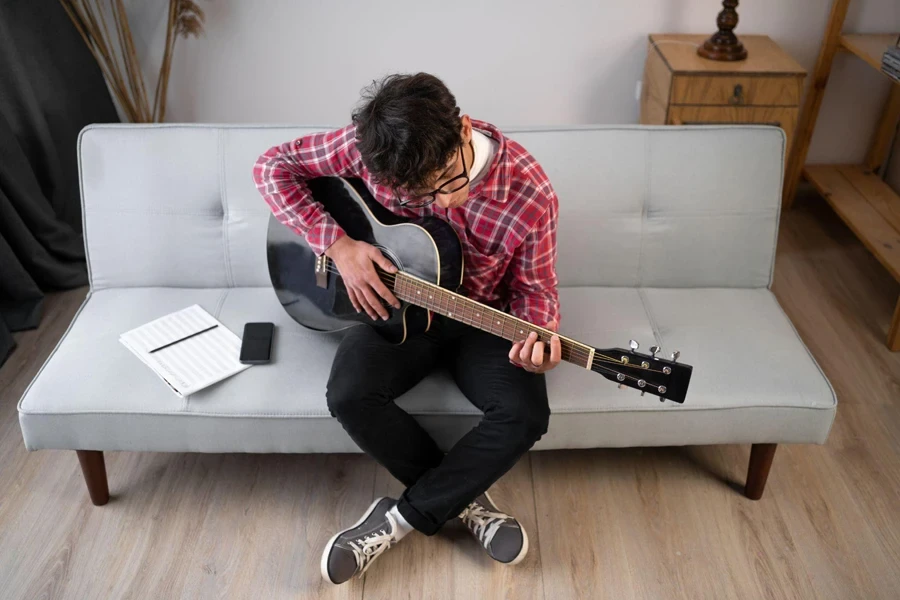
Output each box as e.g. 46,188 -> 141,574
468,129 -> 499,186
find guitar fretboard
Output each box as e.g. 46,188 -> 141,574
392,272 -> 594,369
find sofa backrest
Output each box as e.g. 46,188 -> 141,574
78,124 -> 784,291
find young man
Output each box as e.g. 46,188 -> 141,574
253,73 -> 561,584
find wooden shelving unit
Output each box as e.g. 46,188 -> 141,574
840,34 -> 900,71
782,0 -> 900,351
804,165 -> 900,280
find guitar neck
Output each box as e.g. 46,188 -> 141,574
391,272 -> 595,369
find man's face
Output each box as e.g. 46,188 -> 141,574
429,144 -> 470,209
405,116 -> 473,210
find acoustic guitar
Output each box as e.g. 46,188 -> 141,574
266,177 -> 692,403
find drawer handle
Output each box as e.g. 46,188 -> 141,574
730,84 -> 745,105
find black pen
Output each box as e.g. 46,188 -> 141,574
149,324 -> 218,354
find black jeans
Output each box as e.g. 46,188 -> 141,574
325,315 -> 550,535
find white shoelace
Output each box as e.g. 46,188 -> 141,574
459,502 -> 509,548
346,512 -> 398,575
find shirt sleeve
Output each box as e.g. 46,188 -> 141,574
252,124 -> 364,256
505,196 -> 561,331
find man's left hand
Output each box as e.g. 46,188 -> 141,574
509,331 -> 561,374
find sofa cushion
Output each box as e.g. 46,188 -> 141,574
18,286 -> 835,453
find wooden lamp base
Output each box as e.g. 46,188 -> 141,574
698,33 -> 748,61
698,0 -> 748,62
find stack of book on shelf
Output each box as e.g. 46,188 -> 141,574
883,39 -> 900,83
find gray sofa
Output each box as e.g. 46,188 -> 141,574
17,124 -> 836,505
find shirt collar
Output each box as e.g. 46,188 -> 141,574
468,119 -> 511,203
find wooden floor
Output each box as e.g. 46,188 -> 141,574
2,192 -> 899,600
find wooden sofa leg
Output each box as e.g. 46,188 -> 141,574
745,443 -> 777,500
76,450 -> 109,506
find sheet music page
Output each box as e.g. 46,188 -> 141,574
119,304 -> 251,397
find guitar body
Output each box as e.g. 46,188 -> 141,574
266,177 -> 464,343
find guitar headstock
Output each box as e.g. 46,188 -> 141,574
592,340 -> 692,403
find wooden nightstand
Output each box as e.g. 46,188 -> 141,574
640,34 -> 807,157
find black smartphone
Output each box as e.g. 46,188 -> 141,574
240,322 -> 274,364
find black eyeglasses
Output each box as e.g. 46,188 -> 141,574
397,141 -> 472,208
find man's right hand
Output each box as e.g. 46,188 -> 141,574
324,236 -> 401,320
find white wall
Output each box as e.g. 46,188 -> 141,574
128,0 -> 899,168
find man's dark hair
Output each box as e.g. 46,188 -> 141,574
352,73 -> 461,192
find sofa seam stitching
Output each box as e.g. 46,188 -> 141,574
17,290 -> 94,412
87,209 -> 226,217
770,293 -> 838,413
79,208 -> 780,218
219,129 -> 235,288
19,404 -> 838,417
638,130 -> 649,287
76,123 -> 782,134
768,129 -> 787,289
77,129 -> 95,290
637,288 -> 662,349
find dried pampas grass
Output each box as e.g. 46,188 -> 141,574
61,0 -> 206,122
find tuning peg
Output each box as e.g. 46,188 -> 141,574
618,383 -> 627,390
670,350 -> 680,363
629,339 -> 639,352
649,345 -> 660,358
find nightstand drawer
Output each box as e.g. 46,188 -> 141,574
668,105 -> 798,154
671,75 -> 803,106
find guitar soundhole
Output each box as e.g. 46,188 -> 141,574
374,244 -> 403,271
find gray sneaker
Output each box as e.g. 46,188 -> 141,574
458,491 -> 528,565
320,497 -> 400,584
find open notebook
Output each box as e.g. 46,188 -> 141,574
119,304 -> 251,397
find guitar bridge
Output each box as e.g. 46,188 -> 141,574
315,255 -> 329,289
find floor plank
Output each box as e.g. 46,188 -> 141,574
2,191 -> 900,598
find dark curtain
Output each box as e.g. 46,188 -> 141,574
0,0 -> 119,366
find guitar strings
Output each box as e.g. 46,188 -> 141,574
322,264 -> 658,373
320,264 -> 661,373
322,263 -> 595,363
319,264 -> 667,379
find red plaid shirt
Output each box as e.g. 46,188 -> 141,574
253,120 -> 560,329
